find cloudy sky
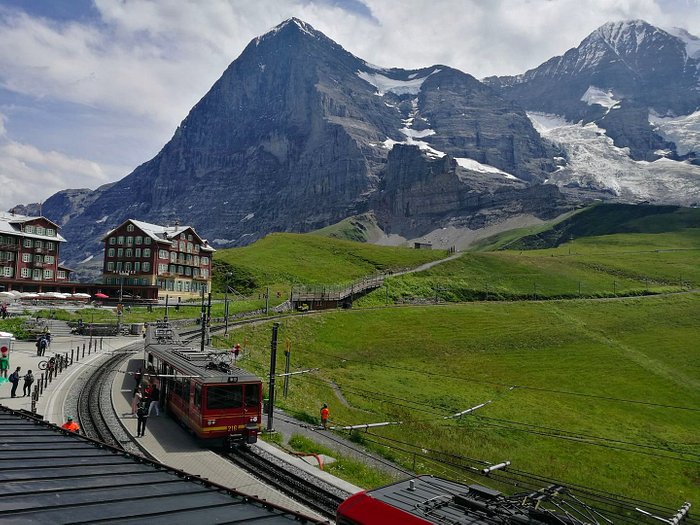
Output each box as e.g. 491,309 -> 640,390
0,0 -> 698,211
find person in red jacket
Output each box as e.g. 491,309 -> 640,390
61,416 -> 80,433
320,403 -> 329,429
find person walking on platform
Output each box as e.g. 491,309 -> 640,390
131,386 -> 142,416
320,403 -> 329,429
8,366 -> 20,397
136,401 -> 149,437
22,370 -> 34,396
61,416 -> 80,433
149,383 -> 161,416
133,367 -> 142,389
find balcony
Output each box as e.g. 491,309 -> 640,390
0,243 -> 19,251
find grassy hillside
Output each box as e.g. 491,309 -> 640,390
218,293 -> 700,507
356,229 -> 700,304
212,233 -> 447,292
312,213 -> 386,243
503,203 -> 700,250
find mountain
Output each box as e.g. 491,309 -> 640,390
43,18 -> 568,273
485,20 -> 700,159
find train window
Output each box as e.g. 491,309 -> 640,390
183,379 -> 191,400
244,385 -> 260,408
194,384 -> 201,410
207,385 -> 243,410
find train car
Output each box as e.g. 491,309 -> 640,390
144,323 -> 262,447
336,475 -> 580,524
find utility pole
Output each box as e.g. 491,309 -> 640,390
199,289 -> 206,352
206,292 -> 212,345
267,322 -> 280,432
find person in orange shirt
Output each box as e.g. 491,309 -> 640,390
61,416 -> 80,433
320,403 -> 329,429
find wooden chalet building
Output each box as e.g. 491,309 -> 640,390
102,220 -> 215,301
0,211 -> 73,292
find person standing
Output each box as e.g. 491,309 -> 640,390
149,383 -> 161,416
133,367 -> 142,389
0,347 -> 9,379
8,366 -> 20,397
136,401 -> 149,437
22,370 -> 34,397
320,403 -> 329,429
131,387 -> 142,415
61,416 -> 80,433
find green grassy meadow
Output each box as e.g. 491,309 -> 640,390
220,293 -> 700,506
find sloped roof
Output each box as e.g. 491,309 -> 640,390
102,219 -> 215,252
0,406 -> 320,524
0,211 -> 66,243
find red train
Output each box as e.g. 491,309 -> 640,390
144,322 -> 262,447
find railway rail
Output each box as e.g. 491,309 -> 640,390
76,346 -> 137,448
227,445 -> 348,520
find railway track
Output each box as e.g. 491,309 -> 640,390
227,446 -> 348,520
76,347 -> 136,448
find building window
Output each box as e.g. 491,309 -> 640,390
117,248 -> 123,258
117,236 -> 124,245
170,252 -> 177,263
194,256 -> 200,266
34,255 -> 42,263
143,262 -> 151,272
116,262 -> 123,272
135,236 -> 142,245
159,250 -> 169,259
21,268 -> 30,278
144,237 -> 151,245
43,269 -> 53,279
46,228 -> 55,237
201,269 -> 208,278
185,266 -> 192,276
24,239 -> 32,248
126,236 -> 133,245
109,237 -> 116,245
187,242 -> 193,253
22,253 -> 31,263
36,226 -> 45,236
108,248 -> 115,257
44,255 -> 54,264
57,270 -> 66,279
125,248 -> 133,257
135,248 -> 141,258
202,257 -> 209,265
3,267 -> 12,277
46,242 -> 54,251
35,240 -> 43,250
32,269 -> 41,280
143,248 -> 151,258
179,241 -> 186,251
25,225 -> 34,234
127,224 -> 134,232
107,262 -> 114,271
134,262 -> 141,272
125,262 -> 132,271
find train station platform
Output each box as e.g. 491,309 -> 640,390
0,324 -> 138,425
113,355 -> 330,520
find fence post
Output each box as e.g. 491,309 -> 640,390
100,338 -> 103,351
71,348 -> 74,364
82,344 -> 85,358
40,373 -> 45,394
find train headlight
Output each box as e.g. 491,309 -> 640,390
250,416 -> 258,423
207,419 -> 216,426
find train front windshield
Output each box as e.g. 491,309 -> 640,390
207,384 -> 260,410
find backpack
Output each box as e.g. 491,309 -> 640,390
9,371 -> 18,383
136,402 -> 148,417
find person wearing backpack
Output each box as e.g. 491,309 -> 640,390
136,400 -> 149,437
8,366 -> 20,397
23,370 -> 34,397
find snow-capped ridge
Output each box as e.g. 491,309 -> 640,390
357,68 -> 442,96
256,17 -> 319,45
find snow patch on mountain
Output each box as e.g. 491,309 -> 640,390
581,86 -> 620,110
357,69 -> 441,96
382,138 -> 445,159
650,110 -> 700,155
455,158 -> 521,180
527,112 -> 700,205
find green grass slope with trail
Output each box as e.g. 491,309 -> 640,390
221,293 -> 700,508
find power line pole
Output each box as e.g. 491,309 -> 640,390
267,322 -> 280,432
